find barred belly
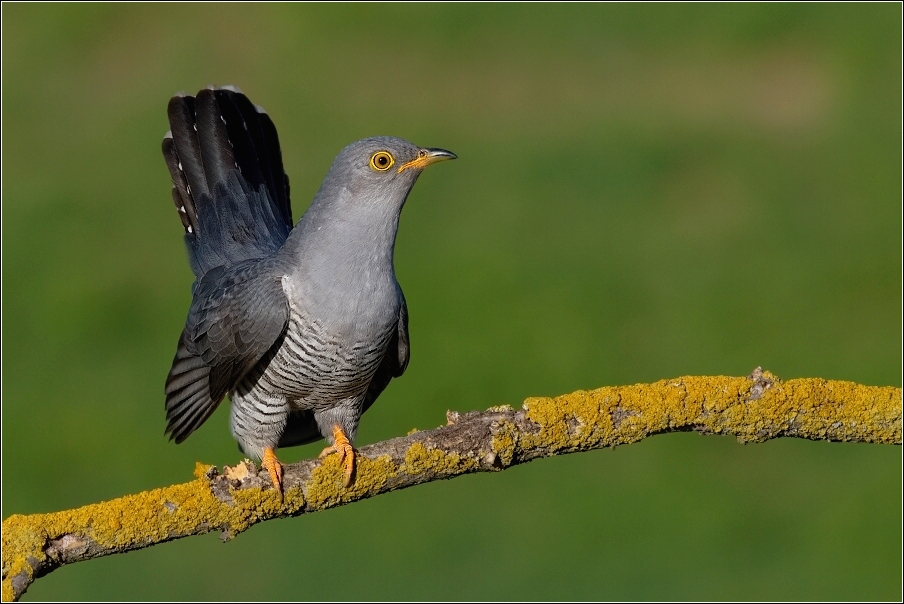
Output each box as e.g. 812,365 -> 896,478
229,307 -> 393,458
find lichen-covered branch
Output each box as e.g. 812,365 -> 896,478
3,370 -> 901,601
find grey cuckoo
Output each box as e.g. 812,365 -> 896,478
161,87 -> 455,497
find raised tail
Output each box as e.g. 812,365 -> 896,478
162,86 -> 293,278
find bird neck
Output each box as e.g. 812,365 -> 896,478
281,190 -> 403,285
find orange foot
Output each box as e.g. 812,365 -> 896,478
261,447 -> 284,501
318,425 -> 355,487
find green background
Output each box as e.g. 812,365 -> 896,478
2,4 -> 901,601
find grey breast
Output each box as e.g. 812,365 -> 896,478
236,297 -> 398,413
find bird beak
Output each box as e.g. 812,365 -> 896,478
397,148 -> 457,173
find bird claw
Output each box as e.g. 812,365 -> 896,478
261,447 -> 284,501
318,426 -> 355,488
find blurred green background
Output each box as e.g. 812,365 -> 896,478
2,4 -> 901,601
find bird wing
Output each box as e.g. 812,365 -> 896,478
363,293 -> 410,415
165,258 -> 289,443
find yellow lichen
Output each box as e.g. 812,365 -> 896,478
2,513 -> 46,602
193,462 -> 214,480
402,441 -> 478,475
2,470 -> 232,602
304,454 -> 397,510
521,386 -> 615,452
520,375 -> 900,450
302,442 -> 482,511
1,460 -> 309,600
490,421 -> 518,466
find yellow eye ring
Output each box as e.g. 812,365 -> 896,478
370,151 -> 395,171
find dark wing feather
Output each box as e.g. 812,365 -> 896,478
184,258 -> 290,403
164,257 -> 289,442
164,334 -> 215,443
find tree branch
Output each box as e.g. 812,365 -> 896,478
3,370 -> 901,601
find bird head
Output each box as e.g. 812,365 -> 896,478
321,136 -> 456,207
289,136 -> 456,263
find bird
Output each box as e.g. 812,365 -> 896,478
160,86 -> 455,497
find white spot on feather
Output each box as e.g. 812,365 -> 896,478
187,225 -> 193,234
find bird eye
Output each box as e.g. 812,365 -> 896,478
370,151 -> 395,171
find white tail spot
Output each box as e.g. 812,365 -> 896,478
187,225 -> 193,234
179,206 -> 186,213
